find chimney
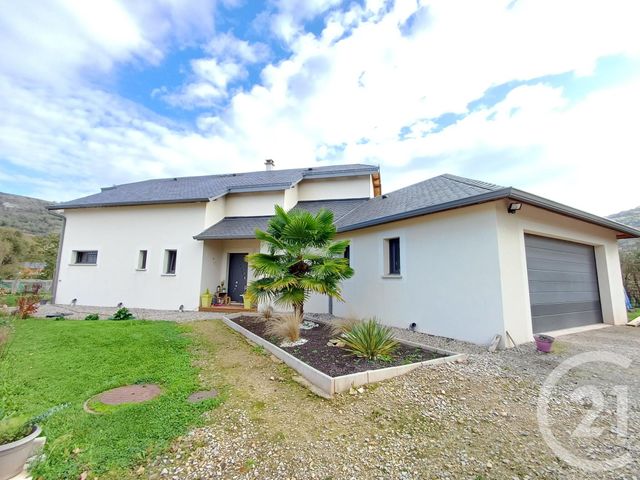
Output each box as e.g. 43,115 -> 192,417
265,159 -> 275,171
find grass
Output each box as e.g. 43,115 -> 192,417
628,308 -> 640,321
0,318 -> 222,479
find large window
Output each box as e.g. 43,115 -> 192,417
386,238 -> 400,275
137,250 -> 148,270
164,249 -> 177,275
73,250 -> 97,265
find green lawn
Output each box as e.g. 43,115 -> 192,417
0,319 -> 221,479
629,308 -> 640,321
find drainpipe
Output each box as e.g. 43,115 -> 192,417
48,210 -> 66,304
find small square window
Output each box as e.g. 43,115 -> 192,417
74,250 -> 98,265
164,249 -> 177,275
386,238 -> 400,275
138,250 -> 148,270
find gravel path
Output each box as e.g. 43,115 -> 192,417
141,320 -> 640,480
34,303 -> 225,322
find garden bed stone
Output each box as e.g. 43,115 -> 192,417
222,314 -> 466,397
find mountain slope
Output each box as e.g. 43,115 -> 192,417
609,205 -> 640,250
0,192 -> 62,236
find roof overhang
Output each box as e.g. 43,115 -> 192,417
46,198 -> 210,211
337,187 -> 640,239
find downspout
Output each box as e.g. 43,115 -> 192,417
48,210 -> 66,304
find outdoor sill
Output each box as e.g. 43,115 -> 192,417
135,269 -> 147,272
161,273 -> 176,277
381,274 -> 402,279
69,263 -> 97,266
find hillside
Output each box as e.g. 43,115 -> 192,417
0,192 -> 62,236
609,205 -> 640,250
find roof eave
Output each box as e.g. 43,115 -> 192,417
194,234 -> 258,241
337,188 -> 512,232
46,198 -> 210,210
508,189 -> 640,239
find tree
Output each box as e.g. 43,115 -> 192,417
621,249 -> 640,307
246,206 -> 354,318
0,228 -> 29,278
29,233 -> 59,279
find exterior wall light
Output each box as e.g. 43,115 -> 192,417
409,322 -> 417,331
508,202 -> 522,214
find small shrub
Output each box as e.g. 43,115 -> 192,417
329,316 -> 362,336
0,416 -> 32,445
84,313 -> 99,321
265,312 -> 302,342
260,305 -> 275,322
341,318 -> 399,360
16,295 -> 40,319
111,307 -> 134,320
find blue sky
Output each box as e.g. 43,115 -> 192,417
0,0 -> 639,215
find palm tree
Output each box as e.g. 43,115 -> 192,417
246,205 -> 354,318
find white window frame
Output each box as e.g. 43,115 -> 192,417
137,250 -> 148,271
72,250 -> 98,266
383,237 -> 402,277
163,249 -> 177,275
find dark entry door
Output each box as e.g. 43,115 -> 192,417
228,253 -> 248,302
525,234 -> 603,333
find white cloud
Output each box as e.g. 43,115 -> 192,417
1,0 -> 640,218
0,0 -> 217,86
159,33 -> 269,107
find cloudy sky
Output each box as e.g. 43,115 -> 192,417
0,0 -> 639,215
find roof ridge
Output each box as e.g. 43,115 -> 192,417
440,173 -> 505,191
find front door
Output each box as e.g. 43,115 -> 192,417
228,253 -> 248,303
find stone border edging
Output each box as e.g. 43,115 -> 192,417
222,314 -> 467,397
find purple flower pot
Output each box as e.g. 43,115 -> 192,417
534,334 -> 554,353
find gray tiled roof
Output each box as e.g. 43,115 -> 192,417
194,198 -> 369,240
49,164 -> 379,210
334,174 -> 506,231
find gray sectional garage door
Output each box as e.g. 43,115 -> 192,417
525,234 -> 603,333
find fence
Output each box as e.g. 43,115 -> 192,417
0,279 -> 53,294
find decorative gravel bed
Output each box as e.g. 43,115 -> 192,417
233,315 -> 445,377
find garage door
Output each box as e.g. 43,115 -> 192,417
525,234 -> 603,333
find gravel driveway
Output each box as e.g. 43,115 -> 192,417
141,321 -> 640,480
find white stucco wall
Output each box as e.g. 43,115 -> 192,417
56,203 -> 207,310
283,185 -> 299,211
495,201 -> 627,345
204,196 -> 226,227
225,191 -> 284,217
297,176 -> 372,201
330,204 -> 506,345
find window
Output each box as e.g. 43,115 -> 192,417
137,250 -> 148,270
386,238 -> 400,275
164,249 -> 177,275
74,250 -> 97,265
344,245 -> 350,266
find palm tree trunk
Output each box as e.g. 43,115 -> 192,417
294,302 -> 304,320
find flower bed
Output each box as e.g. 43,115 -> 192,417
223,314 -> 467,397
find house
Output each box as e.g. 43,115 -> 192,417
48,161 -> 639,346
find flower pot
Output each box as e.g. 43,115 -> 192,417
534,334 -> 554,353
0,425 -> 42,480
200,293 -> 212,308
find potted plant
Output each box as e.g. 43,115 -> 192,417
241,292 -> 252,310
534,334 -> 555,353
200,288 -> 213,308
0,416 -> 42,480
